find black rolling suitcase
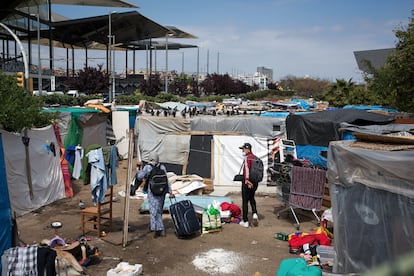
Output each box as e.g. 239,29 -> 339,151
169,198 -> 200,238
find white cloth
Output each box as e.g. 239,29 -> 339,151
72,146 -> 84,180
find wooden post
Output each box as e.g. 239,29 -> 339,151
182,151 -> 188,175
122,129 -> 134,247
22,128 -> 34,199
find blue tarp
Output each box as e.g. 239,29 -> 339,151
342,105 -> 398,113
289,99 -> 313,110
261,111 -> 314,118
140,195 -> 233,212
296,145 -> 328,168
0,134 -> 12,272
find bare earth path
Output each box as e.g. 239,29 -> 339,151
16,159 -> 320,276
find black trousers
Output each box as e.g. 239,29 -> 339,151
37,247 -> 57,276
241,180 -> 258,222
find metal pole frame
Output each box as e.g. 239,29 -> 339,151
108,12 -> 112,103
0,23 -> 29,91
165,34 -> 169,93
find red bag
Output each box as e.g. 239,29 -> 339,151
288,233 -> 331,248
220,202 -> 241,218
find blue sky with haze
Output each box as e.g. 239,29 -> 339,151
52,0 -> 414,82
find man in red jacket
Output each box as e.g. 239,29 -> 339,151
239,143 -> 259,227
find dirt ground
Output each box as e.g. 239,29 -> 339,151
16,159 -> 323,276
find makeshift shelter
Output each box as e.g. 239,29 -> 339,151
286,109 -> 394,147
0,126 -> 65,216
327,140 -> 414,274
44,107 -> 108,149
285,109 -> 395,167
134,115 -> 286,188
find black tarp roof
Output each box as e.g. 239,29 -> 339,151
286,109 -> 394,147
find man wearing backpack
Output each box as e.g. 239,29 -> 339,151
239,143 -> 260,228
136,152 -> 174,238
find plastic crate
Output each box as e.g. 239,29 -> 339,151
316,245 -> 335,264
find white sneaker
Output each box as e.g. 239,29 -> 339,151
252,213 -> 259,226
239,221 -> 249,228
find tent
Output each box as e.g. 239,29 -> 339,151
0,126 -> 65,216
134,115 -> 286,188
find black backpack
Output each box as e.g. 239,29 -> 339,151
249,156 -> 264,183
148,164 -> 169,196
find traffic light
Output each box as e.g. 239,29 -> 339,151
16,72 -> 24,88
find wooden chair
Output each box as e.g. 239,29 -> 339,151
81,186 -> 113,236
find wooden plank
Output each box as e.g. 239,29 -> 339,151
182,151 -> 188,175
122,129 -> 134,247
170,131 -> 244,136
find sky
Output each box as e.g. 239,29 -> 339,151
51,0 -> 414,83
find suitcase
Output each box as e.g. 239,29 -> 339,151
169,198 -> 200,238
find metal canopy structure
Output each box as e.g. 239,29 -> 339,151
165,25 -> 198,39
32,11 -> 171,48
0,0 -> 137,22
51,0 -> 137,8
126,40 -> 198,51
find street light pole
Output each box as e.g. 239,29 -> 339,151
108,11 -> 115,102
217,52 -> 220,74
108,12 -> 112,103
37,13 -> 42,95
165,34 -> 169,93
181,52 -> 184,74
112,35 -> 116,102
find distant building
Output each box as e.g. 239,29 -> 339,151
353,48 -> 394,74
256,66 -> 273,81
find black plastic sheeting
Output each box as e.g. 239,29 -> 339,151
186,135 -> 213,178
286,109 -> 394,147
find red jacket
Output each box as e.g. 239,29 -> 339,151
243,151 -> 257,182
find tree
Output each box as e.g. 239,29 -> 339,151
140,74 -> 162,97
168,73 -> 193,96
64,64 -> 109,95
200,73 -> 253,95
0,72 -> 56,132
320,78 -> 357,107
279,76 -> 330,97
365,10 -> 414,112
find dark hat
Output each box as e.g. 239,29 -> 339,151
239,143 -> 252,150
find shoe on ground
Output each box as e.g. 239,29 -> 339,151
153,231 -> 161,239
252,213 -> 259,227
239,221 -> 249,228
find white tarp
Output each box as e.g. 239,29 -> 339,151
135,116 -> 191,164
191,116 -> 285,138
0,126 -> 65,216
213,135 -> 269,187
112,110 -> 130,159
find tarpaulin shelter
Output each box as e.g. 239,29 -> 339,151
44,107 -> 110,149
327,140 -> 414,274
286,109 -> 394,147
285,108 -> 395,167
0,126 -> 65,216
134,115 -> 286,188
